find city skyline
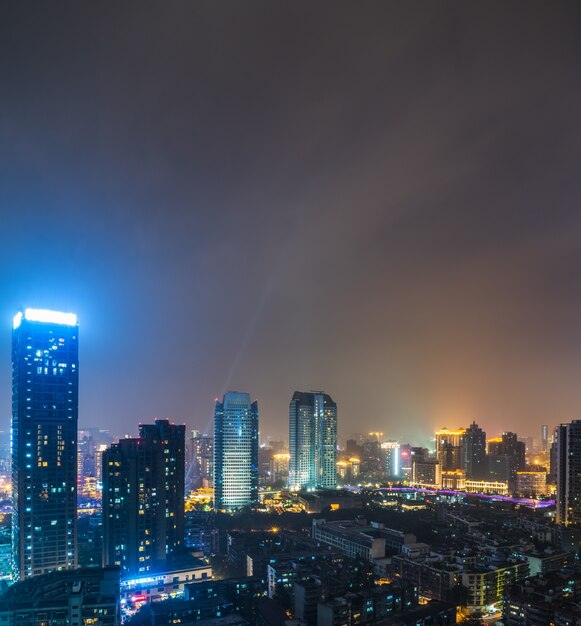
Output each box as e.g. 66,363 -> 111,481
2,308 -> 565,445
2,3 -> 581,442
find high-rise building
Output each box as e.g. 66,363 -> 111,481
435,428 -> 465,471
488,432 -> 525,488
464,421 -> 487,479
381,441 -> 400,478
288,391 -> 337,491
102,419 -> 185,577
541,424 -> 549,453
11,308 -> 79,581
556,420 -> 581,526
187,431 -> 213,490
213,392 -> 259,511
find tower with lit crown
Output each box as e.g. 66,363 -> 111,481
11,309 -> 79,580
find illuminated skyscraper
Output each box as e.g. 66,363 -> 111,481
463,421 -> 487,479
288,391 -> 337,491
213,392 -> 259,511
102,419 -> 185,577
541,424 -> 549,453
556,420 -> 581,526
381,440 -> 401,478
435,427 -> 465,471
11,308 -> 79,580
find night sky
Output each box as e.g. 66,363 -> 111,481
1,2 -> 581,444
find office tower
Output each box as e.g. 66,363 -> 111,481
102,419 -> 185,577
435,428 -> 465,471
464,421 -> 487,479
381,441 -> 400,478
488,432 -> 526,488
11,308 -> 79,581
548,433 -> 558,485
188,432 -> 214,490
399,444 -> 413,481
541,424 -> 549,453
556,421 -> 581,525
288,391 -> 337,491
214,392 -> 259,511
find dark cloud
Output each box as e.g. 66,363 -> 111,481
0,2 -> 580,443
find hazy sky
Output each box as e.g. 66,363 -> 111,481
1,2 -> 580,444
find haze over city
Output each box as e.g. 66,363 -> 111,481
1,2 -> 581,441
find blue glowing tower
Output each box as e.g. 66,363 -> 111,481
11,309 -> 79,580
213,392 -> 259,511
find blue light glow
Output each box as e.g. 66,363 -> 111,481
12,312 -> 22,329
14,309 -> 78,329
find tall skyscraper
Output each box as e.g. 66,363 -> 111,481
288,391 -> 337,491
464,421 -> 487,479
187,431 -> 213,490
213,392 -> 259,511
541,424 -> 549,453
381,440 -> 401,478
435,428 -> 465,471
11,308 -> 79,580
488,432 -> 526,488
556,420 -> 581,526
102,419 -> 185,577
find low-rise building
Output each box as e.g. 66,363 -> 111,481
312,518 -> 415,562
0,567 -> 120,626
464,479 -> 509,495
462,558 -> 529,612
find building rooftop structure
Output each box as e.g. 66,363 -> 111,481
0,567 -> 120,625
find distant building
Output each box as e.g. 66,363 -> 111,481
488,432 -> 526,489
0,566 -> 120,625
463,421 -> 487,479
214,392 -> 259,511
188,432 -> 213,490
541,424 -> 549,453
556,420 -> 581,525
288,391 -> 337,491
102,419 -> 186,577
435,428 -> 465,472
412,456 -> 441,488
516,470 -> 547,497
381,440 -> 401,478
11,308 -> 79,580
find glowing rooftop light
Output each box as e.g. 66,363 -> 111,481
13,309 -> 78,329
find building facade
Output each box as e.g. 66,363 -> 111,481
11,308 -> 79,580
0,566 -> 120,626
213,392 -> 259,511
556,420 -> 581,525
288,391 -> 337,491
435,428 -> 465,472
464,421 -> 487,479
102,419 -> 185,577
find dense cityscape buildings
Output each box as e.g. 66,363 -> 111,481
2,307 -> 581,626
11,309 -> 79,581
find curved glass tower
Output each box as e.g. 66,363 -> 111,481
213,392 -> 258,511
11,309 -> 79,580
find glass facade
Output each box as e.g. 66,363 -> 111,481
213,392 -> 259,511
288,391 -> 337,491
11,309 -> 79,580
